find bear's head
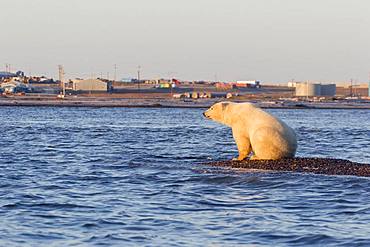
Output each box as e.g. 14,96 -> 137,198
203,101 -> 231,125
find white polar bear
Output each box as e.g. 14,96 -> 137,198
203,102 -> 297,160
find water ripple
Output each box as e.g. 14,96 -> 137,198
0,107 -> 369,246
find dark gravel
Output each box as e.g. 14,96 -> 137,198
205,157 -> 370,177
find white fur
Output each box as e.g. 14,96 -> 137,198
204,102 -> 297,160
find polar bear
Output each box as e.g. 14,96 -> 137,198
203,102 -> 297,160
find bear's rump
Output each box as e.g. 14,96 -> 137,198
250,127 -> 294,159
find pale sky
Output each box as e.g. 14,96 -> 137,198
1,0 -> 370,82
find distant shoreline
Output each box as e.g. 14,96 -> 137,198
0,98 -> 369,109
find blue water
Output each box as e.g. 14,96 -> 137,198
0,107 -> 369,246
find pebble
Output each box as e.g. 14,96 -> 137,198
205,157 -> 370,177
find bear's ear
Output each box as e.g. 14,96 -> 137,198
221,102 -> 229,111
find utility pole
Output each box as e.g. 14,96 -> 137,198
291,78 -> 295,97
58,65 -> 65,96
5,63 -> 10,73
114,64 -> 117,82
306,80 -> 309,101
368,72 -> 370,97
137,65 -> 141,90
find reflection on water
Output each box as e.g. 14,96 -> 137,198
0,107 -> 369,246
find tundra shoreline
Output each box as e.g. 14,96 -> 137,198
0,98 -> 369,109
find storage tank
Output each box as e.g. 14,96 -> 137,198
295,83 -> 321,97
320,84 -> 336,96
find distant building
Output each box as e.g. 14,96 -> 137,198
157,83 -> 172,88
72,79 -> 110,92
320,84 -> 337,96
28,76 -> 56,84
287,81 -> 297,88
145,79 -> 173,85
187,92 -> 227,99
0,71 -> 17,80
295,83 -> 336,97
0,71 -> 25,80
120,78 -> 135,83
235,80 -> 261,88
335,81 -> 368,88
151,79 -> 180,88
1,81 -> 31,94
215,82 -> 236,90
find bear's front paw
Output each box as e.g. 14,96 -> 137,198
250,155 -> 259,160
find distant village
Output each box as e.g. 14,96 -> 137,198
0,68 -> 262,97
0,67 -> 369,103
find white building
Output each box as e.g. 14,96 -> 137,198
235,80 -> 260,88
72,79 -> 109,92
295,83 -> 336,97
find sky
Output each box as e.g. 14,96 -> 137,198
1,0 -> 370,82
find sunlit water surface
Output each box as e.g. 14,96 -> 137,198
0,107 -> 369,246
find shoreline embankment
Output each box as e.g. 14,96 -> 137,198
0,97 -> 369,109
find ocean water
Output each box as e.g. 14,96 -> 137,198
0,107 -> 369,246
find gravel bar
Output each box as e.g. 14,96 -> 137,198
204,157 -> 370,177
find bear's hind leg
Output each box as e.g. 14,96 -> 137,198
250,127 -> 283,160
